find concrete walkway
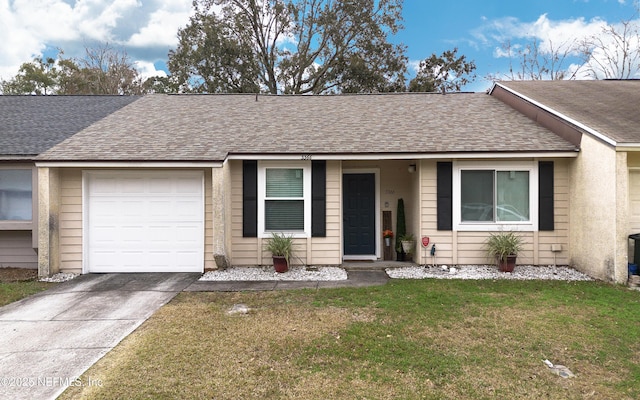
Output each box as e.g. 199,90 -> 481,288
0,273 -> 199,400
185,269 -> 390,292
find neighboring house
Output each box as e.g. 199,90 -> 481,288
35,92 -> 578,277
0,96 -> 139,269
491,80 -> 640,283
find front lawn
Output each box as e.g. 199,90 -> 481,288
0,268 -> 53,307
61,279 -> 640,399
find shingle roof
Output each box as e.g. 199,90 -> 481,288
496,80 -> 640,144
0,95 -> 140,159
38,92 -> 577,162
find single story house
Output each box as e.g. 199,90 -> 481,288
491,80 -> 640,283
0,96 -> 139,269
34,92 -> 579,277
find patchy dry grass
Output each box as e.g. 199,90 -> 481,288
0,268 -> 53,307
61,280 -> 640,400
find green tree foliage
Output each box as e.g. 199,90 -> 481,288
0,56 -> 58,95
1,44 -> 146,95
168,0 -> 408,94
408,48 -> 476,93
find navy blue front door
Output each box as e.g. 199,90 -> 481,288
343,173 -> 375,256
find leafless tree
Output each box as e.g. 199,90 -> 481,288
487,38 -> 578,81
578,11 -> 640,79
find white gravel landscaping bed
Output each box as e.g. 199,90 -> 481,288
386,265 -> 593,281
39,272 -> 79,283
200,266 -> 348,281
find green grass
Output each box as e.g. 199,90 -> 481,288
61,279 -> 640,400
0,281 -> 53,307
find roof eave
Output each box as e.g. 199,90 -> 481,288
35,160 -> 225,168
227,151 -> 579,161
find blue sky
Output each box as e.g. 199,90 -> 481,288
397,0 -> 639,90
1,0 -> 638,91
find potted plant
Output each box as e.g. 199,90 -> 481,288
485,232 -> 523,272
383,229 -> 394,247
265,232 -> 293,273
400,233 -> 415,255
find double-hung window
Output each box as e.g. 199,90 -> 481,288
0,169 -> 33,223
258,162 -> 311,237
453,161 -> 538,231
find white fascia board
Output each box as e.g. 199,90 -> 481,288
227,152 -> 578,161
35,161 -> 224,168
494,82 -> 617,147
615,144 -> 640,152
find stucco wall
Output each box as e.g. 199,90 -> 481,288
568,135 -> 623,281
418,159 -> 571,266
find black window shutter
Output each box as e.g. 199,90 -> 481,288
242,160 -> 258,237
437,162 -> 453,231
539,161 -> 554,231
311,160 -> 326,237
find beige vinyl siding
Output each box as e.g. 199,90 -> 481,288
204,171 -> 214,270
229,160 -> 261,266
419,159 -> 570,266
537,159 -> 570,265
228,160 -> 342,267
309,160 -> 341,264
419,160 -> 454,263
57,168 -> 213,274
0,231 -> 37,268
59,169 -> 82,273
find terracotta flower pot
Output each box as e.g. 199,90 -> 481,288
273,256 -> 289,273
498,255 -> 517,272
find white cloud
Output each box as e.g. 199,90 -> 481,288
0,0 -> 193,80
127,2 -> 193,47
408,59 -> 421,74
134,60 -> 167,79
474,11 -> 640,80
473,13 -> 606,51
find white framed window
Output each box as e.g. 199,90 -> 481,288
453,161 -> 538,231
258,161 -> 311,237
0,169 -> 33,222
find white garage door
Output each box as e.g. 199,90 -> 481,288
85,171 -> 204,273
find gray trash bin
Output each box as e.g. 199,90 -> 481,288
629,234 -> 640,268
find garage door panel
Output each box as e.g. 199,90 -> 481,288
176,176 -> 203,191
90,177 -> 117,193
86,171 -> 204,273
148,178 -> 173,193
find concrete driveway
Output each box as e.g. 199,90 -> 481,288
0,273 -> 199,400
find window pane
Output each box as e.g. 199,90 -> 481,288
0,170 -> 32,221
496,171 -> 529,221
266,169 -> 303,197
265,200 -> 304,230
461,170 -> 494,222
